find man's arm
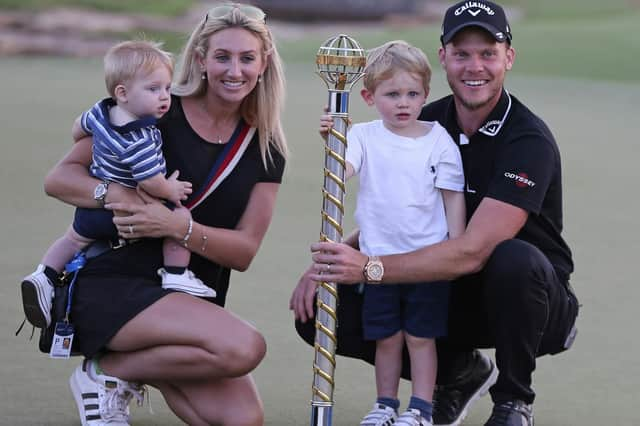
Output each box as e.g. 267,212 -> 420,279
383,197 -> 527,282
309,197 -> 528,284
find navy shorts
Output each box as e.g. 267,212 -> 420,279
73,202 -> 177,240
73,207 -> 117,240
362,281 -> 450,340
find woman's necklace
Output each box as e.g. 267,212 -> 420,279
199,99 -> 230,144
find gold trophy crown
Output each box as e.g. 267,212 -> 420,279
316,34 -> 366,90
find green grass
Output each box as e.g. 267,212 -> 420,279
0,0 -> 195,16
1,0 -> 638,82
500,0 -> 635,20
278,8 -> 640,83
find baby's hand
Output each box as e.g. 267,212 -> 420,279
167,170 -> 192,205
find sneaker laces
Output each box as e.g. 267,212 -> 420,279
360,403 -> 397,426
125,382 -> 155,415
99,380 -> 151,422
396,408 -> 430,426
100,385 -> 131,423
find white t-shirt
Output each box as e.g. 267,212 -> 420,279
346,119 -> 464,256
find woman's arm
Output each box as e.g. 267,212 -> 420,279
109,182 -> 281,272
45,136 -> 140,207
44,137 -> 98,207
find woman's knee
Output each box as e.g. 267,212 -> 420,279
218,328 -> 267,377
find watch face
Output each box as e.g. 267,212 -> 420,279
366,258 -> 384,282
94,184 -> 107,198
368,263 -> 383,280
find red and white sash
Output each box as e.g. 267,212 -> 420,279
185,123 -> 255,210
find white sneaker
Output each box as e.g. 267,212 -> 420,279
21,264 -> 53,328
158,268 -> 217,298
396,408 -> 432,426
69,359 -> 145,426
361,403 -> 398,426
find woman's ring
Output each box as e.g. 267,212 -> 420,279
129,224 -> 134,234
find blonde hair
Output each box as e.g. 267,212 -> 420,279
173,3 -> 288,165
363,40 -> 432,94
104,40 -> 173,98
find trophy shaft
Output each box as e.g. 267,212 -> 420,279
311,33 -> 365,426
311,405 -> 333,426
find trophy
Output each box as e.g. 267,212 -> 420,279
311,34 -> 366,426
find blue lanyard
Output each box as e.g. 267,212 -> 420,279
63,251 -> 86,323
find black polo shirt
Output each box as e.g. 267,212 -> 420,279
420,90 -> 573,282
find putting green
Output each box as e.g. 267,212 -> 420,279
1,54 -> 638,425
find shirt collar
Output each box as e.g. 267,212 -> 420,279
99,97 -> 157,134
445,89 -> 513,143
477,89 -> 512,137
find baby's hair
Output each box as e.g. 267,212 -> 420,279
104,40 -> 173,98
363,40 -> 431,93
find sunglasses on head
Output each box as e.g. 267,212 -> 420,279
205,3 -> 266,24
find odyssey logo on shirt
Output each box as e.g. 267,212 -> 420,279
504,172 -> 536,188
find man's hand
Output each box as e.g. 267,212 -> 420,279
289,265 -> 319,323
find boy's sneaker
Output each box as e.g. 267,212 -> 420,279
69,359 -> 145,426
432,350 -> 498,426
396,408 -> 432,426
484,400 -> 533,426
360,403 -> 398,426
20,264 -> 53,328
158,268 -> 216,298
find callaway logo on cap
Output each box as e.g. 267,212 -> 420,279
440,1 -> 512,45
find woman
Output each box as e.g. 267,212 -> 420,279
44,4 -> 287,425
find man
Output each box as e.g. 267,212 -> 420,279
290,1 -> 579,425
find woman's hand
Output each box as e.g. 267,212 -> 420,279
289,265 -> 319,323
107,200 -> 191,241
308,241 -> 367,285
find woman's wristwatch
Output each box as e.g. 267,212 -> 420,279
363,256 -> 384,283
93,181 -> 110,208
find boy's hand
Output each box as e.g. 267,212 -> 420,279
319,106 -> 351,141
319,106 -> 334,141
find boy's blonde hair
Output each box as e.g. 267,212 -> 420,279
104,40 -> 173,98
173,3 -> 288,164
363,40 -> 432,93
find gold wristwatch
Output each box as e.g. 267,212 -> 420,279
363,256 -> 384,284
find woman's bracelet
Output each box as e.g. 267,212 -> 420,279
181,217 -> 193,247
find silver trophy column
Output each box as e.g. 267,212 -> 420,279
311,34 -> 366,426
